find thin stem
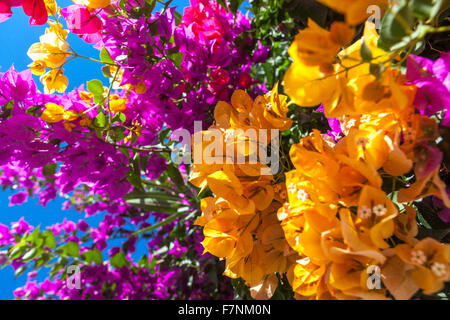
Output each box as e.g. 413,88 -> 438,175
110,142 -> 171,153
104,67 -> 121,141
390,178 -> 396,200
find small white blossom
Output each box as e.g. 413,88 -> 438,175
431,262 -> 447,277
411,250 -> 427,265
288,183 -> 297,194
297,189 -> 309,201
358,205 -> 372,219
373,204 -> 387,217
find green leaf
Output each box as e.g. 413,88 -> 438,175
229,0 -> 244,15
112,112 -> 126,123
42,163 -> 57,176
127,170 -> 143,191
102,66 -> 112,79
110,252 -> 128,268
49,257 -> 68,280
87,79 -> 104,95
30,226 -> 41,246
369,63 -> 386,80
93,94 -> 104,106
144,0 -> 157,16
169,52 -> 183,68
431,0 -> 450,24
360,40 -> 373,62
9,243 -> 27,260
26,105 -> 42,116
22,248 -> 37,261
138,254 -> 149,269
100,47 -> 114,65
118,0 -> 126,10
159,128 -> 171,144
148,255 -> 157,273
82,249 -> 103,265
167,164 -> 184,187
43,230 -> 56,249
216,0 -> 228,11
110,126 -> 126,142
93,112 -> 107,128
173,10 -> 182,25
14,265 -> 27,278
410,0 -> 434,20
61,242 -> 80,258
378,3 -> 414,50
1,100 -> 14,119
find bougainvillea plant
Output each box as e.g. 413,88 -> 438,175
0,0 -> 449,300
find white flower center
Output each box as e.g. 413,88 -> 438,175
373,204 -> 387,217
297,189 -> 309,201
411,250 -> 427,265
358,205 -> 372,219
288,183 -> 297,194
431,262 -> 447,277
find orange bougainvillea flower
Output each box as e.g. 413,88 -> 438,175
292,258 -> 327,298
41,103 -> 65,123
283,20 -> 355,109
395,238 -> 450,295
28,60 -> 47,76
288,19 -> 354,69
283,60 -> 337,108
316,0 -> 389,26
355,185 -> 398,249
397,168 -> 450,208
40,69 -> 68,94
27,22 -> 69,69
393,205 -> 418,245
190,85 -> 296,298
109,94 -> 128,113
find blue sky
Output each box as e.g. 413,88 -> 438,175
0,0 -> 191,300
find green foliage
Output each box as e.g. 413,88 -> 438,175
378,0 -> 450,51
87,79 -> 104,96
60,242 -> 80,258
93,111 -> 107,128
100,47 -> 115,65
1,100 -> 14,119
82,249 -> 103,265
42,163 -> 57,176
110,252 -> 128,268
248,0 -> 339,89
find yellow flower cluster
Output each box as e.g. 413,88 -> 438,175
27,21 -> 70,94
189,85 -> 298,298
73,0 -> 111,9
281,19 -> 450,299
41,102 -> 92,131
